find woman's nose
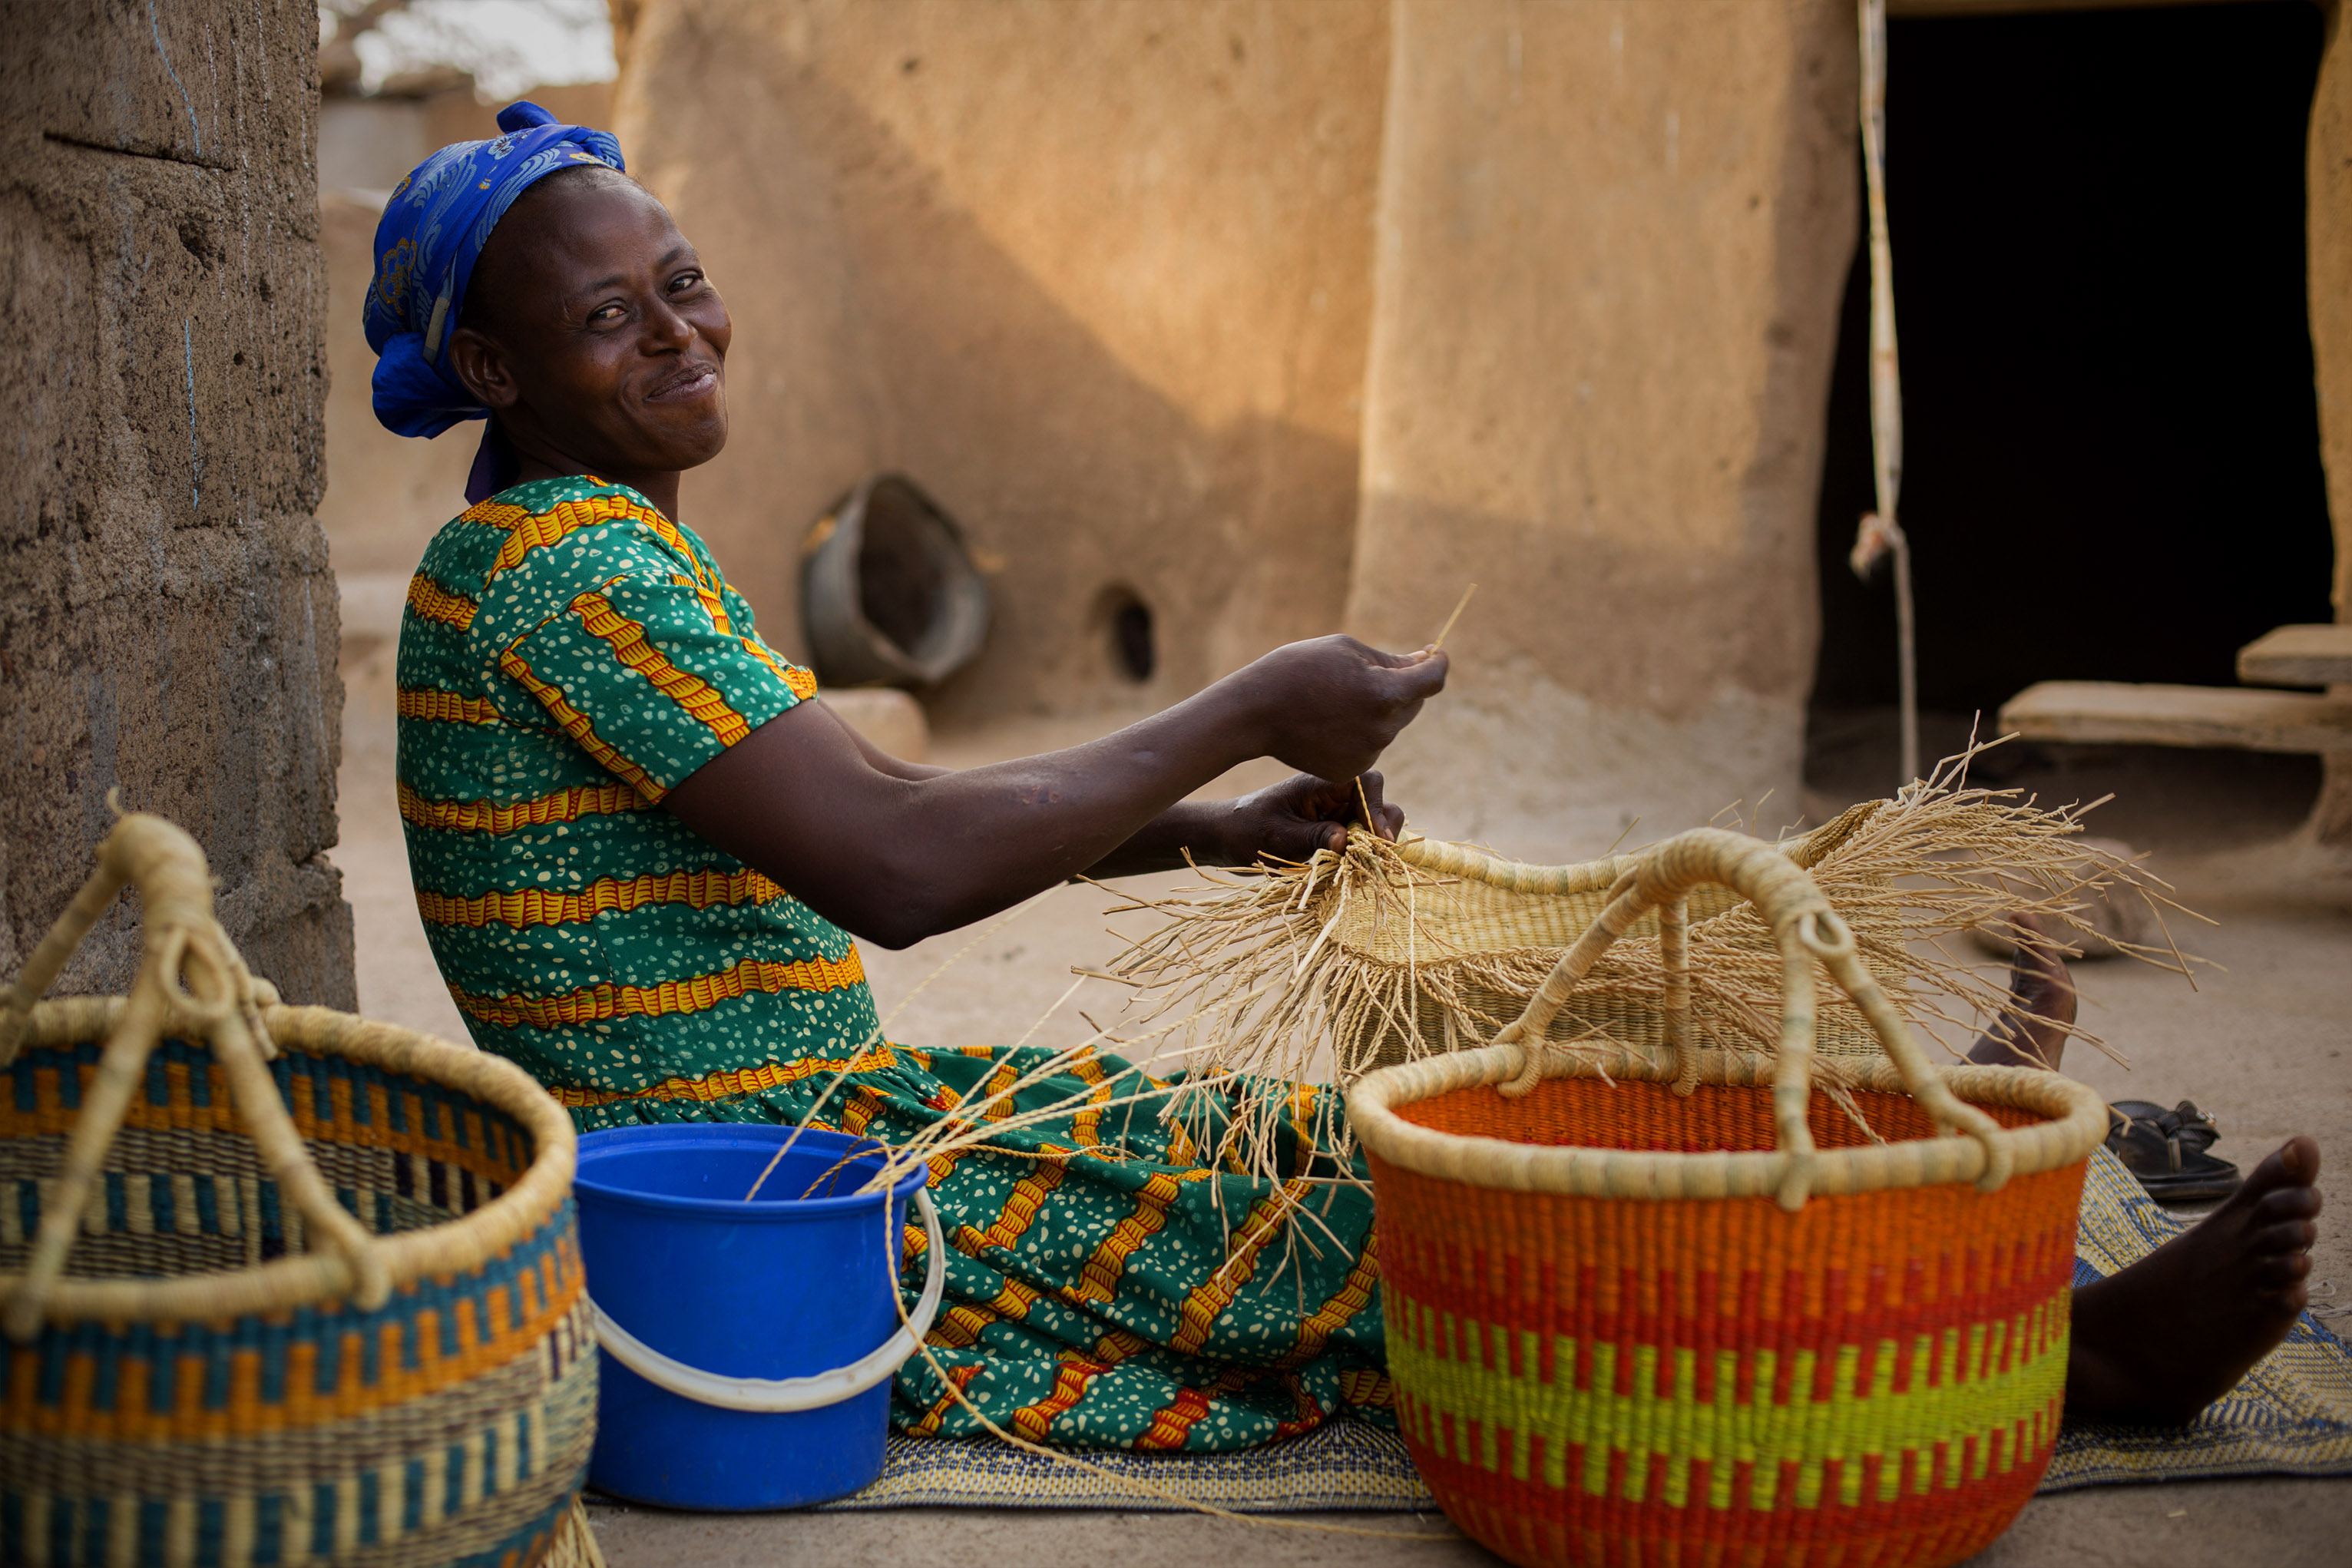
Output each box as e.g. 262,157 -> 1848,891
643,299 -> 695,350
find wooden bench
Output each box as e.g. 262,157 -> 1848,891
2235,624 -> 2352,689
1998,680 -> 2352,754
1999,623 -> 2352,758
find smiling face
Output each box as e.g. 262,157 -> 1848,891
447,168 -> 732,492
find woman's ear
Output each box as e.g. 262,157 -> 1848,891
446,327 -> 521,411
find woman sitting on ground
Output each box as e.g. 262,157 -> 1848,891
366,105 -> 2321,1447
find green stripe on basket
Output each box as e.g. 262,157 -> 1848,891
1386,1290 -> 2069,1509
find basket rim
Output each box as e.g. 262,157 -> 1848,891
1382,799 -> 1880,898
1345,1043 -> 2107,1202
0,997 -> 577,1327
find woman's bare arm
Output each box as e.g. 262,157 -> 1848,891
813,702 -> 950,782
813,690 -> 1408,882
663,636 -> 1445,948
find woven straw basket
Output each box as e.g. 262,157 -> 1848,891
0,815 -> 599,1568
1346,827 -> 2107,1568
1348,804 -> 1891,1073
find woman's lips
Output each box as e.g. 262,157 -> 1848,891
644,363 -> 719,402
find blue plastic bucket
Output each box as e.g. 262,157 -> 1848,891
574,1124 -> 939,1510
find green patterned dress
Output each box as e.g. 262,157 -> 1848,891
394,475 -> 1388,1449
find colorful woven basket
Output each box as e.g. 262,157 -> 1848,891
1346,828 -> 2108,1568
0,815 -> 598,1568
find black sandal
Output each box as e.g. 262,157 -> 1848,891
2106,1100 -> 2241,1204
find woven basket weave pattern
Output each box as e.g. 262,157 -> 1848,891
1343,825 -> 2106,1566
1342,809 -> 1900,1073
0,816 -> 597,1568
1371,1080 -> 2083,1567
2,1023 -> 596,1566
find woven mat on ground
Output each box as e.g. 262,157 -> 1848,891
819,1148 -> 2350,1511
2043,1143 -> 2352,1490
813,1414 -> 1437,1512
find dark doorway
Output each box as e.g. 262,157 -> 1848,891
1811,1 -> 2331,725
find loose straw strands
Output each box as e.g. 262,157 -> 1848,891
746,882 -> 1070,1200
1430,584 -> 1477,652
1103,739 -> 2208,1184
841,981 -> 1279,1198
729,870 -> 1358,1295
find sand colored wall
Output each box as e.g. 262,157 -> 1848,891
2306,0 -> 2351,845
0,0 -> 352,1002
2313,0 -> 2351,625
610,0 -> 1390,723
1345,0 -> 1860,860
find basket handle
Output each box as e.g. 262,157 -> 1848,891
1488,825 -> 2009,1212
0,814 -> 391,1342
1391,798 -> 1881,894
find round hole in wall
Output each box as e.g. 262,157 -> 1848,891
1099,587 -> 1155,683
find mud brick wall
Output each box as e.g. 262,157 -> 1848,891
0,0 -> 353,1004
609,0 -> 1851,859
610,0 -> 1388,727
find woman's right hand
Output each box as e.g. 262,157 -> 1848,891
1228,635 -> 1450,782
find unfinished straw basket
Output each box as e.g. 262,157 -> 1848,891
1346,827 -> 2108,1568
1351,802 -> 1888,1070
0,815 -> 599,1568
1111,761 -> 2182,1184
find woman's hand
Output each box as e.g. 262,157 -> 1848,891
1212,770 -> 1406,865
1227,637 -> 1449,782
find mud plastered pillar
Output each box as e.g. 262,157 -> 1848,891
2307,0 -> 2352,847
1347,0 -> 1858,862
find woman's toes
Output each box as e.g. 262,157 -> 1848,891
2256,1184 -> 2325,1224
2248,1248 -> 2312,1290
2229,1137 -> 2324,1216
2271,1135 -> 2323,1187
2252,1217 -> 2318,1255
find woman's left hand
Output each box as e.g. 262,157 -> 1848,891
1209,770 -> 1406,866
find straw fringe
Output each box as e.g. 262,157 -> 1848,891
1106,743 -> 2201,1183
542,1495 -> 609,1568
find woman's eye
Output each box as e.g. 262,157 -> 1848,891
590,303 -> 625,323
670,271 -> 704,293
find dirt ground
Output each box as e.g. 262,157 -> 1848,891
332,663 -> 2352,1566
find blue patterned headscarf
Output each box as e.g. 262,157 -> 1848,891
364,101 -> 626,501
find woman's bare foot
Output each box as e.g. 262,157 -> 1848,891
2066,1136 -> 2324,1424
1967,910 -> 2077,1070
1953,915 -> 2318,1424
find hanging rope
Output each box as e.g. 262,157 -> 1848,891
1852,0 -> 1921,786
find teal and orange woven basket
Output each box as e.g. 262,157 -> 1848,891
1347,828 -> 2109,1568
0,815 -> 598,1567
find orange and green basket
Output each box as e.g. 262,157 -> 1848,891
1346,828 -> 2108,1568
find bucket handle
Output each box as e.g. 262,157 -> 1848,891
587,1186 -> 947,1413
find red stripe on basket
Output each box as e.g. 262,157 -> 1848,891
1396,1232 -> 2075,1351
1375,1184 -> 2080,1403
1406,1422 -> 2053,1565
